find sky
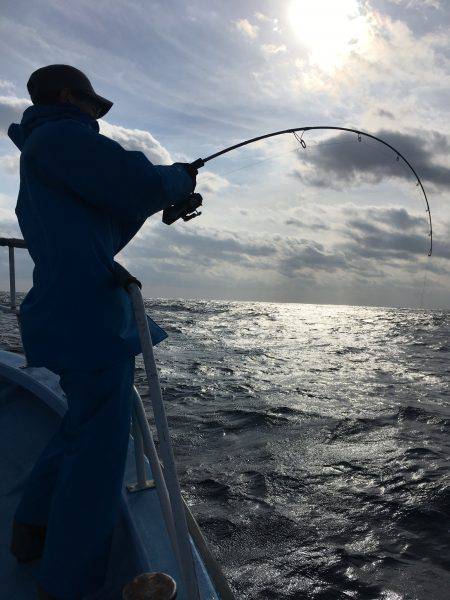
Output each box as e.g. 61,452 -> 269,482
0,0 -> 449,307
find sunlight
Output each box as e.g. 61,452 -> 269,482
288,0 -> 370,71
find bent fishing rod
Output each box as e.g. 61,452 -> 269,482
162,126 -> 433,257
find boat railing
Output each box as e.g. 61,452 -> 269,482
0,237 -> 26,314
127,281 -> 200,598
0,237 -> 235,599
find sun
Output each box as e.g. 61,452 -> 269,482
288,0 -> 370,71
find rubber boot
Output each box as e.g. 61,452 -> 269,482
10,520 -> 46,563
122,572 -> 177,600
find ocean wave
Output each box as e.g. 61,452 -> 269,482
1,299 -> 449,599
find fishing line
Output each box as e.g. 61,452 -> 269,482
198,137 -> 392,188
419,269 -> 428,309
198,146 -> 301,180
196,136 -> 361,183
187,126 -> 433,257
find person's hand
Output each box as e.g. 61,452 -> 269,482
175,162 -> 198,190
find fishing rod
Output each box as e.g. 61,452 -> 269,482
162,126 -> 433,257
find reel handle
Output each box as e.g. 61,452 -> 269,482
162,193 -> 203,225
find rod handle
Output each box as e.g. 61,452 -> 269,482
190,158 -> 205,169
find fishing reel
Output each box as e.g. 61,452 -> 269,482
162,192 -> 203,225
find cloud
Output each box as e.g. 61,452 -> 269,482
285,203 -> 438,275
0,79 -> 16,94
343,223 -> 433,260
0,0 -> 450,306
359,206 -> 427,230
0,153 -> 19,175
124,222 -> 349,284
261,44 -> 287,54
234,18 -> 258,39
254,12 -> 271,22
279,240 -> 347,276
197,170 -> 230,195
99,121 -> 172,164
156,225 -> 277,261
377,109 -> 395,119
285,217 -> 329,232
254,12 -> 280,32
294,128 -> 450,189
0,194 -> 20,237
0,95 -> 31,137
339,204 -> 436,261
98,122 -> 232,195
121,205 -> 439,294
0,94 -> 25,175
387,0 -> 441,8
0,215 -> 21,239
290,7 -> 450,124
0,102 -> 175,176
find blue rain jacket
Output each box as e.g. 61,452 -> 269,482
8,104 -> 193,370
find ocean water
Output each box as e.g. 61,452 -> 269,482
1,294 -> 449,599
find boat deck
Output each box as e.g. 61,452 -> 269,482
0,350 -> 219,599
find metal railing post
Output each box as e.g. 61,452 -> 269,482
132,388 -> 237,600
8,246 -> 16,311
0,238 -> 27,313
127,405 -> 155,492
130,388 -> 179,559
128,283 -> 200,600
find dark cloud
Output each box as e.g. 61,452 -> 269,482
122,204 -> 445,291
124,224 -> 349,281
340,205 -> 448,263
349,206 -> 427,231
285,217 -> 329,231
377,109 -> 395,119
346,219 -> 382,236
122,224 -> 279,278
160,225 -> 277,259
279,241 -> 347,276
295,128 -> 450,189
371,207 -> 426,230
344,224 -> 429,259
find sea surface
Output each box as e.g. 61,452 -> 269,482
1,294 -> 449,600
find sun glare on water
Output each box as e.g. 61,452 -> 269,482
288,0 -> 371,71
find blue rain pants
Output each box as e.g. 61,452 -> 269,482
15,356 -> 135,599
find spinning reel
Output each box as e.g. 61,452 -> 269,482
162,192 -> 203,225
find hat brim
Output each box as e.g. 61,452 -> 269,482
83,91 -> 113,118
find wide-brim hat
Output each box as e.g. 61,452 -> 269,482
27,64 -> 113,118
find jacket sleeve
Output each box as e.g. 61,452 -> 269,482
24,119 -> 194,222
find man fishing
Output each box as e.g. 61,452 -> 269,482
7,64 -> 196,600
